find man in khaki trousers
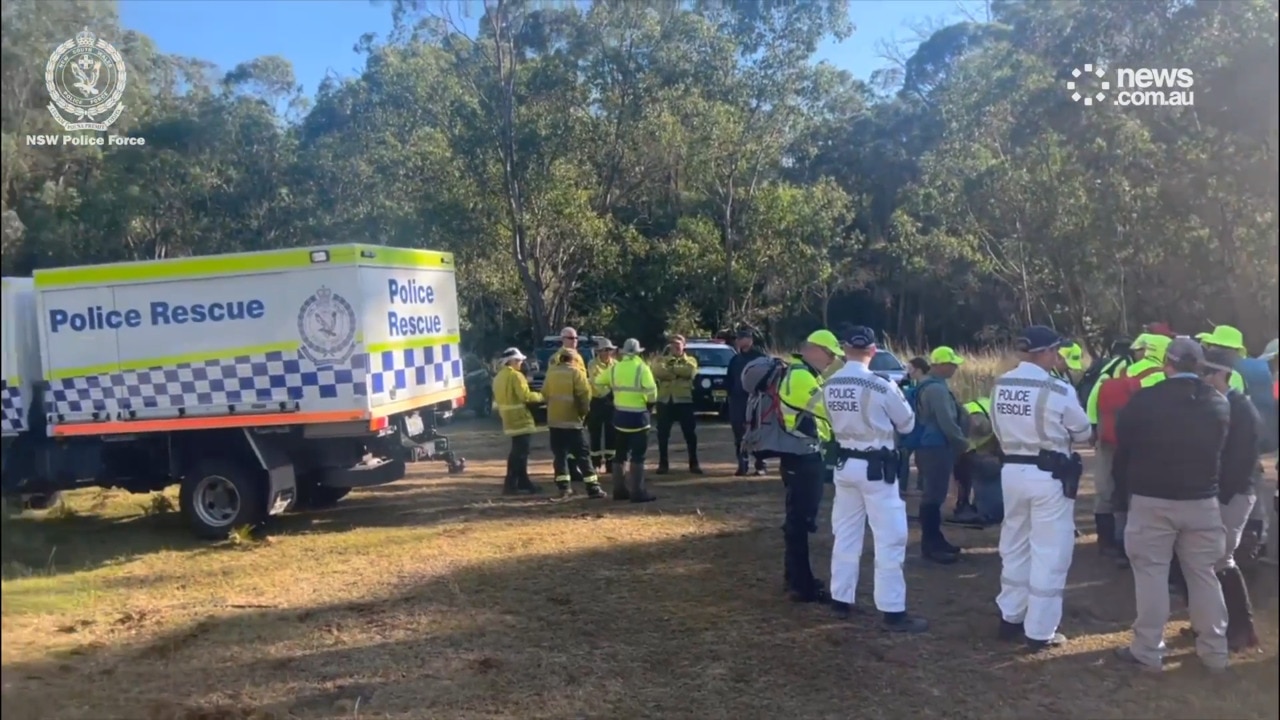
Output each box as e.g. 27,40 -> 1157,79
1112,338 -> 1231,673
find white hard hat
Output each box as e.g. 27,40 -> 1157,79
500,347 -> 526,362
621,338 -> 644,354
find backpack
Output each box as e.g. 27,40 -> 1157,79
899,377 -> 944,450
1096,366 -> 1159,445
1236,357 -> 1278,453
739,356 -> 822,458
1076,356 -> 1126,408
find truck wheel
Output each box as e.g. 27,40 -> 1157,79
179,460 -> 265,540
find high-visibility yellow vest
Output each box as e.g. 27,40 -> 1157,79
605,356 -> 656,411
778,358 -> 831,441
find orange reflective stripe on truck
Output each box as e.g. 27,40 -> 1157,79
50,409 -> 367,437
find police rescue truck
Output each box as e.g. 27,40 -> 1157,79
0,244 -> 467,538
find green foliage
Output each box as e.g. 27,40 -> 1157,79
2,0 -> 1276,357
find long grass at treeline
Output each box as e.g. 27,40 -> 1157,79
771,345 -> 1022,403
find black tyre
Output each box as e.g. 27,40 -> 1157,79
179,459 -> 266,540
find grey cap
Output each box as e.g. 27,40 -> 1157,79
1165,336 -> 1205,366
621,338 -> 644,354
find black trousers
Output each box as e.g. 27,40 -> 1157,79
588,397 -> 616,464
781,453 -> 825,593
505,434 -> 532,490
615,428 -> 649,467
953,451 -> 974,508
730,417 -> 767,470
656,402 -> 698,466
549,427 -> 597,483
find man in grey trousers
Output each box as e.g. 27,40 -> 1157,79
1112,337 -> 1231,673
913,347 -> 969,563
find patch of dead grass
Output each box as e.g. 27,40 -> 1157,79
1,421 -> 1276,720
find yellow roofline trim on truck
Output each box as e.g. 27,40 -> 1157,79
34,244 -> 455,290
47,341 -> 308,380
366,334 -> 462,354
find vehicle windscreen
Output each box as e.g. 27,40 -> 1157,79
869,353 -> 905,372
688,347 -> 735,368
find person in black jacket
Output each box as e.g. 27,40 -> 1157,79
1202,346 -> 1262,652
1112,337 -> 1231,673
726,327 -> 767,476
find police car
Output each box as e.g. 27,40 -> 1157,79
684,338 -> 737,414
868,350 -> 909,386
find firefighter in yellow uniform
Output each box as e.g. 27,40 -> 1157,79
493,347 -> 543,495
652,335 -> 703,474
586,339 -> 618,472
778,329 -> 838,602
594,338 -> 659,502
543,347 -> 606,500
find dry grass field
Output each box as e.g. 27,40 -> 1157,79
2,412 -> 1277,720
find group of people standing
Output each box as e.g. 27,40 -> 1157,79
490,327 -> 708,503
489,319 -> 1277,669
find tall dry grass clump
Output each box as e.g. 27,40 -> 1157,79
770,345 -> 1020,402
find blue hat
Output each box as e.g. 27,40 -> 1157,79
1015,325 -> 1062,353
840,325 -> 877,349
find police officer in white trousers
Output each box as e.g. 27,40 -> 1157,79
992,326 -> 1092,650
824,326 -> 929,633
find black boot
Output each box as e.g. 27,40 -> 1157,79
629,465 -> 657,503
735,458 -> 749,477
1026,633 -> 1067,651
554,480 -> 574,500
689,456 -> 704,475
883,611 -> 929,633
516,470 -> 540,495
998,619 -> 1024,642
919,504 -> 959,564
656,455 -> 670,475
1219,567 -> 1259,652
1096,514 -> 1117,557
611,462 -> 629,501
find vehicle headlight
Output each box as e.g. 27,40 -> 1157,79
700,378 -> 711,389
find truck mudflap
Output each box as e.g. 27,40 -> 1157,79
318,455 -> 407,488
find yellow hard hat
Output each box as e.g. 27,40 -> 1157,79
929,346 -> 965,366
804,329 -> 841,356
1143,334 -> 1172,364
1196,325 -> 1246,352
1059,343 -> 1084,371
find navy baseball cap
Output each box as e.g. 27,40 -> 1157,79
1015,325 -> 1062,353
840,325 -> 877,349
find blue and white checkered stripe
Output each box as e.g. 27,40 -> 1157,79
47,351 -> 368,417
1,378 -> 25,433
368,341 -> 464,396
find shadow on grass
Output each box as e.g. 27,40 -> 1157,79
3,516 -> 1275,720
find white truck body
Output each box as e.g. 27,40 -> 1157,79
34,244 -> 465,437
2,277 -> 42,437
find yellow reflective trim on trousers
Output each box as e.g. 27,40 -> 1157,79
497,403 -> 526,410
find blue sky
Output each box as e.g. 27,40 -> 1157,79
119,0 -> 985,96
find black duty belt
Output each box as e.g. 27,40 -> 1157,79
841,449 -> 886,460
1003,454 -> 1040,465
